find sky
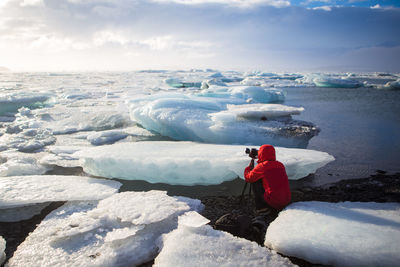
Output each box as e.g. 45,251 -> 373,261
0,0 -> 399,72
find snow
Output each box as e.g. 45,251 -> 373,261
7,191 -> 201,267
154,211 -> 295,267
0,236 -> 5,266
265,201 -> 400,266
76,141 -> 334,185
0,175 -> 121,208
129,92 -> 317,147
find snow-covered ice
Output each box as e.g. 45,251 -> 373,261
154,211 -> 295,267
0,236 -> 5,266
76,141 -> 334,185
265,201 -> 400,266
7,191 -> 202,267
0,175 -> 121,208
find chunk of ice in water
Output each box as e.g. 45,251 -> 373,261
0,175 -> 121,208
76,141 -> 334,185
265,201 -> 400,266
0,151 -> 51,176
0,92 -> 51,115
7,191 -> 199,267
154,212 -> 295,267
129,92 -> 316,147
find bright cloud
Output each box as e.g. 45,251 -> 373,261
0,0 -> 399,71
151,0 -> 291,8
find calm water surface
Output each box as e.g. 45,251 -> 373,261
284,86 -> 400,186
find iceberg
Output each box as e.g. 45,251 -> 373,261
311,75 -> 363,88
7,191 -> 202,267
196,85 -> 285,103
381,79 -> 400,90
210,104 -> 304,121
154,211 -> 295,267
76,141 -> 334,185
129,92 -> 317,147
265,201 -> 400,266
165,78 -> 201,88
0,92 -> 51,116
0,236 -> 5,266
0,175 -> 121,208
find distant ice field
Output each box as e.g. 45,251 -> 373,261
0,70 -> 399,188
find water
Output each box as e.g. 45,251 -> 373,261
1,71 -> 400,194
284,86 -> 400,186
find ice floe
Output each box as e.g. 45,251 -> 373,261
39,146 -> 83,168
0,175 -> 121,208
129,92 -> 317,147
380,79 -> 400,90
0,151 -> 51,176
154,211 -> 295,267
165,78 -> 201,88
0,92 -> 51,116
76,141 -> 334,185
265,201 -> 400,266
7,191 -> 202,267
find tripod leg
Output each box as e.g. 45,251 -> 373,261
240,182 -> 248,203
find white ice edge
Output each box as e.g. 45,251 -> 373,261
75,141 -> 334,185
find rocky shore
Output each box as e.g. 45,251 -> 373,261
1,171 -> 399,266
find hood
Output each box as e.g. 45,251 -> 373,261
257,144 -> 276,163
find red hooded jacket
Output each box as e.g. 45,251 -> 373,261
244,144 -> 291,210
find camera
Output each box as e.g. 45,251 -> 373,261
245,148 -> 258,159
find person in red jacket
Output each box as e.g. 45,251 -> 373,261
244,144 -> 291,211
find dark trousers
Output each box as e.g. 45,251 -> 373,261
251,179 -> 269,210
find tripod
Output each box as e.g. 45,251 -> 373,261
240,158 -> 255,204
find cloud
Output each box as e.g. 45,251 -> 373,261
151,0 -> 291,8
312,5 -> 332,11
0,0 -> 399,71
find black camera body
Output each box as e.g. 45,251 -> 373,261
245,148 -> 258,159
